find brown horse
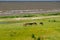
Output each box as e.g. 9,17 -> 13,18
24,22 -> 37,26
40,22 -> 43,25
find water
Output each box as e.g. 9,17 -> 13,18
0,22 -> 8,24
0,1 -> 60,11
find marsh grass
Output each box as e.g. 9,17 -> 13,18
0,17 -> 60,40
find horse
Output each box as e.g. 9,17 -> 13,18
40,22 -> 43,25
24,22 -> 37,26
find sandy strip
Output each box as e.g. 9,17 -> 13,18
14,16 -> 60,20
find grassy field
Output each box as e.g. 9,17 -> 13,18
0,16 -> 60,40
0,1 -> 60,40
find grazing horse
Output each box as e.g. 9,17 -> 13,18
24,22 -> 37,26
40,22 -> 43,25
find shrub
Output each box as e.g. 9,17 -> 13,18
31,34 -> 36,40
53,20 -> 56,22
37,37 -> 41,40
32,34 -> 35,38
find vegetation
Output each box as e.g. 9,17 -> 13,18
37,37 -> 41,40
0,17 -> 60,40
0,12 -> 60,18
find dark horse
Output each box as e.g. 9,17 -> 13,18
40,22 -> 43,25
24,22 -> 37,26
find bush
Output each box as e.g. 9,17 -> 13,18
32,34 -> 35,38
37,37 -> 41,40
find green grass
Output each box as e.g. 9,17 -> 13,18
0,17 -> 60,40
0,12 -> 60,18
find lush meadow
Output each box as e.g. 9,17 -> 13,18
0,16 -> 60,40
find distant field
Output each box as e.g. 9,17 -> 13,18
0,16 -> 60,40
0,12 -> 60,18
0,1 -> 60,11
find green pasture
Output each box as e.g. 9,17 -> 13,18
0,17 -> 60,40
